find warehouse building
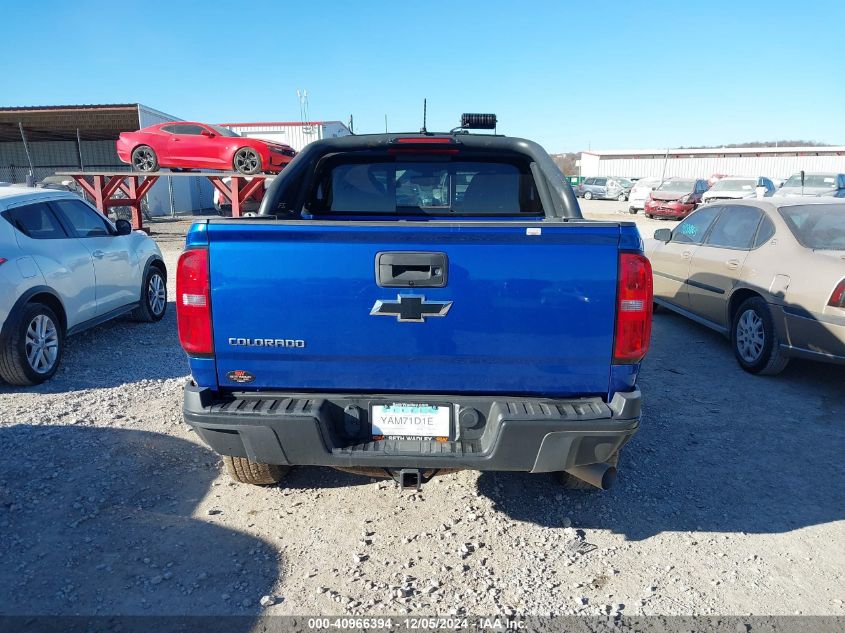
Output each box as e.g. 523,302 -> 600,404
219,120 -> 351,152
0,104 -> 213,216
580,146 -> 845,181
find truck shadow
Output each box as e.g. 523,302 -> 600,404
0,302 -> 188,394
0,425 -> 279,618
282,466 -> 376,489
477,312 -> 845,540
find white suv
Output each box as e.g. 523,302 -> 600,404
0,187 -> 167,385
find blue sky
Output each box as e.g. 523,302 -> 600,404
2,0 -> 843,153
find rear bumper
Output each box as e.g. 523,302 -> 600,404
776,305 -> 845,364
183,384 -> 640,473
115,137 -> 132,164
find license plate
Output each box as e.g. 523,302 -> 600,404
371,403 -> 451,439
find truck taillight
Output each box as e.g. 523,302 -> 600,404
829,280 -> 845,308
613,252 -> 653,364
176,248 -> 213,355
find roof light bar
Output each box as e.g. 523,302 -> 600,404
460,113 -> 497,130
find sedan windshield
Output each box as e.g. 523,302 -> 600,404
656,179 -> 695,193
783,174 -> 837,189
208,125 -> 241,138
709,178 -> 756,191
779,204 -> 845,250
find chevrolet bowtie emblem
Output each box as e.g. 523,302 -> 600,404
370,295 -> 453,323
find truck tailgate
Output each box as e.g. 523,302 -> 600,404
207,221 -> 621,397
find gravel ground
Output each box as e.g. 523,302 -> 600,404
1,203 -> 843,619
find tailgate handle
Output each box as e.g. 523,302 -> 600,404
376,252 -> 448,287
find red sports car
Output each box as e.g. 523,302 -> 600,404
116,122 -> 296,175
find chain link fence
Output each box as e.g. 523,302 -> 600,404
1,122 -> 212,216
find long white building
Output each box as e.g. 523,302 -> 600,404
219,120 -> 351,152
580,146 -> 845,181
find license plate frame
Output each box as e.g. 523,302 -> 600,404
370,402 -> 453,440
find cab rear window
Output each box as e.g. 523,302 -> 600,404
310,159 -> 543,216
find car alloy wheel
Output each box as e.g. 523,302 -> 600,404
617,193 -> 627,201
148,271 -> 167,317
735,308 -> 765,363
132,147 -> 156,171
25,314 -> 59,374
584,191 -> 593,200
234,148 -> 261,174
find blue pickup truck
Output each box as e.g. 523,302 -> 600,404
177,119 -> 653,491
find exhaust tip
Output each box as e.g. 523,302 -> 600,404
599,465 -> 617,490
565,462 -> 617,490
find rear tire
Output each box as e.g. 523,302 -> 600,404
629,207 -> 638,214
224,456 -> 289,485
645,213 -> 653,219
132,266 -> 167,322
617,193 -> 627,201
131,145 -> 158,172
731,297 -> 789,375
557,452 -> 619,490
0,303 -> 64,386
583,191 -> 593,200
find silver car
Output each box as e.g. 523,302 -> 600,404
0,187 -> 167,385
700,176 -> 776,203
576,176 -> 633,201
774,172 -> 845,198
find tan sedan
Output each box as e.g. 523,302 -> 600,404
647,197 -> 845,375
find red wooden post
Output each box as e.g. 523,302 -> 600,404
70,173 -> 158,232
230,177 -> 242,218
101,175 -> 126,214
92,175 -> 106,213
126,177 -> 142,230
115,175 -> 158,232
207,175 -> 265,218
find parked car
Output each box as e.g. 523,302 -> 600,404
0,187 -> 166,385
643,178 -> 709,219
700,176 -> 776,203
178,126 -> 652,491
628,177 -> 663,214
774,172 -> 845,198
116,123 -> 297,175
575,176 -> 632,201
648,198 -> 845,375
37,176 -> 82,193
